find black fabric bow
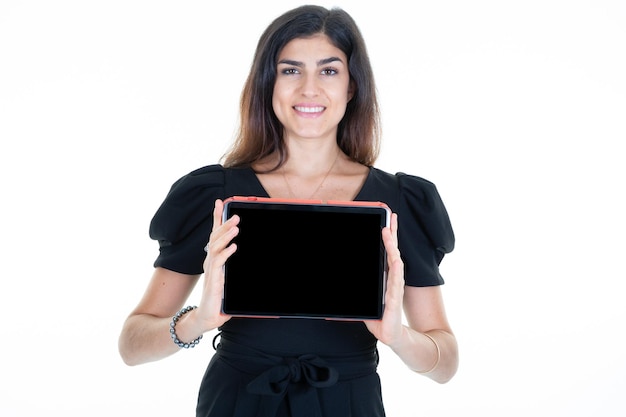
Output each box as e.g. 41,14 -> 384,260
247,354 -> 339,417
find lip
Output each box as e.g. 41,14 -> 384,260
293,104 -> 326,116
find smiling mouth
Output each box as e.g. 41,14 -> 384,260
294,106 -> 325,113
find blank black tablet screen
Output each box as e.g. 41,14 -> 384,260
222,201 -> 388,319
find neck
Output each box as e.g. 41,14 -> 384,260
282,140 -> 341,176
281,147 -> 341,200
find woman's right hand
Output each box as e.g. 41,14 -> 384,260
197,199 -> 239,330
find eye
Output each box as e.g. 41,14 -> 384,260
321,67 -> 338,76
280,67 -> 300,75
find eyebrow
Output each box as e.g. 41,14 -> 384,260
277,57 -> 344,67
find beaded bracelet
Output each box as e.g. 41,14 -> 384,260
170,305 -> 203,348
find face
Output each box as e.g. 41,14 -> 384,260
272,34 -> 353,143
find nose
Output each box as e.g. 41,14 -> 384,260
300,73 -> 320,97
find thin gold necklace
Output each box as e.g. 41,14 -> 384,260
282,150 -> 340,199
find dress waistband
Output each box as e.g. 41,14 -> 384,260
214,336 -> 379,417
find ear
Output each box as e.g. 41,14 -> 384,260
347,80 -> 356,102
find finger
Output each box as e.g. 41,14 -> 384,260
382,227 -> 400,261
207,200 -> 240,253
382,217 -> 404,287
206,225 -> 239,266
389,212 -> 399,247
211,199 -> 224,232
212,198 -> 241,233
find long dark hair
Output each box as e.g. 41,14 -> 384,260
222,5 -> 381,170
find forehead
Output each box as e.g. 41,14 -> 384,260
278,34 -> 347,62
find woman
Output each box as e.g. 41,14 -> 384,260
119,5 -> 458,416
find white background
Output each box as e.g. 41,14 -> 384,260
1,1 -> 625,416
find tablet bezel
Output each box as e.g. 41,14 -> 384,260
220,196 -> 391,320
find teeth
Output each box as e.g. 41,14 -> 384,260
295,106 -> 325,113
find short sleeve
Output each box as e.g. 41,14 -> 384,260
396,173 -> 455,287
149,165 -> 226,275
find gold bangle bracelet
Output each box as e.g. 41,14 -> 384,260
416,332 -> 441,374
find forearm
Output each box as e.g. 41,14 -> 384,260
118,309 -> 205,366
390,326 -> 458,383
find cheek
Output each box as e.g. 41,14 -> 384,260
331,81 -> 352,104
272,84 -> 294,115
272,83 -> 285,105
271,93 -> 287,125
271,84 -> 280,108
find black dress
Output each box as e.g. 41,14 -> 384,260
149,165 -> 455,417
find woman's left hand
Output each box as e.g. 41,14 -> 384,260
364,213 -> 406,346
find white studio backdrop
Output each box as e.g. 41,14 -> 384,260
1,1 -> 625,416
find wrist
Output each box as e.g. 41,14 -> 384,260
387,325 -> 411,352
170,306 -> 204,348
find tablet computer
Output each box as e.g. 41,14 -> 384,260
221,196 -> 391,320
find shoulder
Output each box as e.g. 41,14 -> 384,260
370,166 -> 455,253
368,167 -> 442,208
149,165 -> 227,242
167,164 -> 228,194
158,164 -> 259,201
395,171 -> 445,213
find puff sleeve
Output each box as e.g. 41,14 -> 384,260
396,173 -> 455,287
149,165 -> 226,275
